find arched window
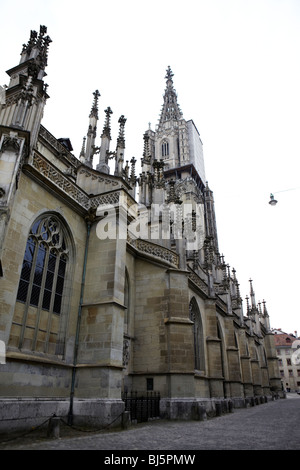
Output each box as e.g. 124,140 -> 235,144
124,269 -> 130,334
14,214 -> 71,354
161,140 -> 169,158
217,320 -> 227,397
189,297 -> 205,371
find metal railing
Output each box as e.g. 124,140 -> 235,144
122,391 -> 160,422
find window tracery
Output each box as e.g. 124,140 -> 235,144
14,214 -> 70,354
189,297 -> 205,371
161,140 -> 169,158
17,215 -> 68,315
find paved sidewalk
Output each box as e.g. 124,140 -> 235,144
0,394 -> 299,451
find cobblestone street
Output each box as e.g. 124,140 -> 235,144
0,394 -> 299,452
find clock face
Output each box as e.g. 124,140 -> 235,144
291,348 -> 300,365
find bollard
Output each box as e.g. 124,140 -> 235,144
198,405 -> 207,421
215,402 -> 222,417
228,400 -> 234,413
47,416 -> 60,438
122,411 -> 131,429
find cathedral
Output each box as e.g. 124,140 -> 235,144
0,26 -> 282,433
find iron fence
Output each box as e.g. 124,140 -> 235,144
122,391 -> 160,422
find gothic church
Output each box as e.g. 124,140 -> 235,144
0,26 -> 281,432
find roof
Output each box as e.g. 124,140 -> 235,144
273,333 -> 299,347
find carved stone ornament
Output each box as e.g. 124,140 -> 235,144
123,339 -> 130,366
1,135 -> 21,154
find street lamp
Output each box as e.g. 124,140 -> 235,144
269,193 -> 278,206
268,187 -> 300,206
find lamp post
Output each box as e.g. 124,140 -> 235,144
269,193 -> 278,206
268,187 -> 300,206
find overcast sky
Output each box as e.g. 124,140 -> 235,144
1,0 -> 300,335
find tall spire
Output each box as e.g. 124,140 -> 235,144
249,278 -> 256,309
115,115 -> 126,176
84,90 -> 100,168
158,66 -> 183,128
96,107 -> 113,174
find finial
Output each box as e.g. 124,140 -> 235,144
165,66 -> 174,82
21,25 -> 52,72
142,132 -> 151,163
227,264 -> 231,278
79,136 -> 86,161
262,300 -> 269,317
102,107 -> 113,139
236,282 -> 241,299
258,301 -> 262,315
130,157 -> 136,183
245,295 -> 250,313
90,90 -> 100,119
117,115 -> 126,148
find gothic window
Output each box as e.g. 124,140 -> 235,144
189,297 -> 205,371
161,140 -> 169,158
262,347 -> 268,366
124,269 -> 130,334
17,215 -> 68,314
14,214 -> 71,355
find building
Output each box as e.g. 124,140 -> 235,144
273,330 -> 300,392
0,26 -> 282,433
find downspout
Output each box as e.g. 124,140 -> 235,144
68,216 -> 92,425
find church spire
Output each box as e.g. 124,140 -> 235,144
249,278 -> 257,310
84,90 -> 100,168
96,107 -> 113,174
158,66 -> 183,128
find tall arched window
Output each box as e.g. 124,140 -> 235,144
124,269 -> 130,334
161,140 -> 169,158
217,320 -> 227,398
189,297 -> 205,371
14,214 -> 71,354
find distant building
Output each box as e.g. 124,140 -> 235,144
273,330 -> 300,392
0,26 -> 282,433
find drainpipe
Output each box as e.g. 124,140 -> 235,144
68,217 -> 92,425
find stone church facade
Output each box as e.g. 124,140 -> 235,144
0,26 -> 281,432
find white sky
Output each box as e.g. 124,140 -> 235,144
1,0 -> 300,336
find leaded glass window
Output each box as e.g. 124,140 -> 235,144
16,215 -> 68,315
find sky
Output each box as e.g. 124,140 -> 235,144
1,0 -> 300,336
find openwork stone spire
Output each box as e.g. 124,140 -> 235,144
158,66 -> 183,128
